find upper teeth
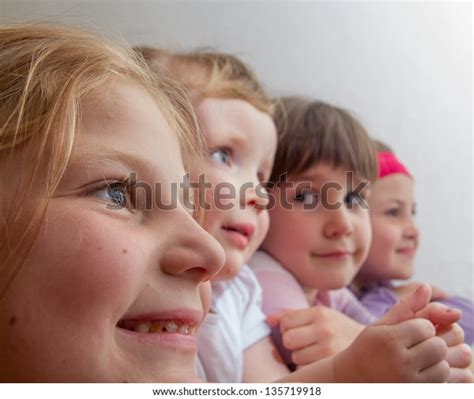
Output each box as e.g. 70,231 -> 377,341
118,320 -> 192,335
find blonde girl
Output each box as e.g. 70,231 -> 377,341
0,23 -> 224,382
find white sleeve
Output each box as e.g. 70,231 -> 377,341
237,266 -> 271,350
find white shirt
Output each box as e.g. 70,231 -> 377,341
196,265 -> 271,382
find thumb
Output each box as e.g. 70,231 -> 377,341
375,283 -> 432,326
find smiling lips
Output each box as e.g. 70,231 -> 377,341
222,223 -> 255,249
396,247 -> 416,257
313,250 -> 354,259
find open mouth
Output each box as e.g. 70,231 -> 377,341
221,223 -> 255,249
222,224 -> 254,238
117,319 -> 196,335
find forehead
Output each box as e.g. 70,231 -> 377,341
196,97 -> 276,159
371,174 -> 415,201
290,163 -> 353,184
74,80 -> 184,176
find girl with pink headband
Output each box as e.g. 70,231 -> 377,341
352,140 -> 474,347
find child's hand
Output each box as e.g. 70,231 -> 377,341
393,282 -> 449,301
333,284 -> 451,382
437,323 -> 473,383
267,307 -> 365,365
379,284 -> 460,327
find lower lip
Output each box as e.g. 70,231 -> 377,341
397,249 -> 415,257
115,327 -> 197,351
223,229 -> 249,249
314,252 -> 352,260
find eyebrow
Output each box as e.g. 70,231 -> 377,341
67,148 -> 160,179
384,199 -> 406,206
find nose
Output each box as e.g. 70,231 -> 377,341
160,208 -> 225,282
403,217 -> 419,240
240,181 -> 270,213
323,207 -> 353,239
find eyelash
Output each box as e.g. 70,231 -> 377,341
345,192 -> 366,207
209,147 -> 233,166
85,178 -> 135,211
386,208 -> 417,217
386,208 -> 400,217
294,192 -> 317,205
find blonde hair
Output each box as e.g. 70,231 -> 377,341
0,23 -> 202,296
135,47 -> 274,116
271,97 -> 377,183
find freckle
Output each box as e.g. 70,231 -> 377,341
122,249 -> 127,254
97,247 -> 102,251
9,316 -> 16,326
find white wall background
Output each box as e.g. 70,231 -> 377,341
1,1 -> 472,299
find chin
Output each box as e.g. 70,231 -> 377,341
214,261 -> 243,281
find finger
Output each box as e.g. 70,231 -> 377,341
445,344 -> 473,369
437,323 -> 465,346
415,302 -> 461,326
447,367 -> 474,383
282,324 -> 322,351
375,284 -> 431,326
416,360 -> 450,383
279,307 -> 321,332
431,286 -> 450,301
389,318 -> 436,348
291,343 -> 333,365
409,336 -> 448,371
266,311 -> 287,327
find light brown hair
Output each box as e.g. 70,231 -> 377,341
270,97 -> 377,183
0,23 -> 202,296
135,47 -> 274,116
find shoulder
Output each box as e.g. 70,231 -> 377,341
248,250 -> 290,275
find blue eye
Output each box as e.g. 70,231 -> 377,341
209,148 -> 232,165
93,182 -> 131,209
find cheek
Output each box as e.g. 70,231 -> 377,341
254,211 -> 269,245
356,213 -> 373,253
26,207 -> 146,319
266,209 -> 310,258
372,221 -> 400,253
199,283 -> 212,316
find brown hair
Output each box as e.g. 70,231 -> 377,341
0,23 -> 202,296
270,97 -> 377,183
135,47 -> 274,115
373,139 -> 393,153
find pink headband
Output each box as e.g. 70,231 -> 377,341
378,151 -> 411,179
